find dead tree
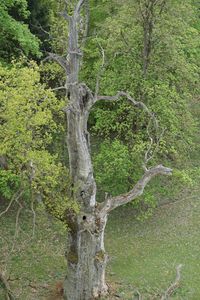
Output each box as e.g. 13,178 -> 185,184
49,1 -> 172,299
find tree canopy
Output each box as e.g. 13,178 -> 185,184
0,0 -> 40,61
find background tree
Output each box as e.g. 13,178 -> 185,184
0,0 -> 40,62
84,0 -> 199,203
0,61 -> 73,220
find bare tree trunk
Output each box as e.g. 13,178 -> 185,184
48,1 -> 172,299
64,87 -> 108,299
64,212 -> 108,299
60,2 -> 108,298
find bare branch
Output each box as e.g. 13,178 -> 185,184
94,90 -> 166,171
59,11 -> 71,21
0,190 -> 23,218
94,91 -> 171,215
75,0 -> 85,16
64,0 -> 71,5
134,289 -> 142,300
161,264 -> 183,300
59,0 -> 73,20
30,196 -> 36,237
51,86 -> 67,91
0,197 -> 15,218
10,200 -> 23,253
95,91 -> 156,120
44,53 -> 69,73
30,23 -> 52,37
99,165 -> 172,216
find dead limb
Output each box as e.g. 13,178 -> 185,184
0,271 -> 16,300
161,264 -> 183,300
10,200 -> 23,253
94,91 -> 154,117
0,190 -> 23,218
99,164 -> 172,216
133,289 -> 142,300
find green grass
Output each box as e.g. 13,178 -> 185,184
0,203 -> 66,299
105,189 -> 200,299
1,189 -> 200,299
1,179 -> 200,299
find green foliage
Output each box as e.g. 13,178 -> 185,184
0,169 -> 20,200
1,0 -> 199,215
0,62 -> 63,160
0,62 -> 71,219
86,0 -> 200,205
88,0 -> 198,148
28,0 -> 69,56
0,0 -> 40,61
93,140 -> 132,196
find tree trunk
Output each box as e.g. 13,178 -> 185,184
60,3 -> 109,297
50,2 -> 172,299
63,77 -> 109,299
64,213 -> 108,300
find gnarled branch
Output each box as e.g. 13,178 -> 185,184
94,91 -> 155,119
99,165 -> 172,216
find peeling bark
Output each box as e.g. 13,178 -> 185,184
64,213 -> 108,300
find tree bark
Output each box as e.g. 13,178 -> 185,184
64,212 -> 108,299
61,2 -> 108,298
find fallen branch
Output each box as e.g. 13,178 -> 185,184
161,264 -> 183,300
0,271 -> 16,300
133,289 -> 142,300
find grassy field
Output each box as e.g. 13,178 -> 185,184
1,187 -> 200,299
1,185 -> 200,299
0,203 -> 66,299
106,188 -> 200,299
